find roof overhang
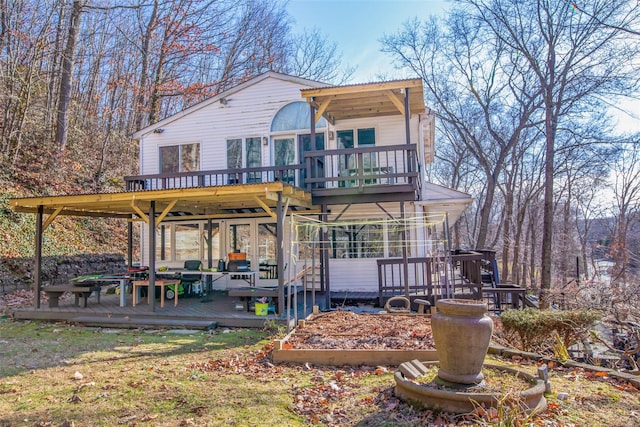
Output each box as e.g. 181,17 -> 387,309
300,78 -> 426,124
417,182 -> 474,226
10,183 -> 318,224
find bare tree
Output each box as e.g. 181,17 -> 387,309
285,27 -> 355,84
55,0 -> 84,150
381,14 -> 542,250
609,145 -> 640,285
458,0 -> 640,307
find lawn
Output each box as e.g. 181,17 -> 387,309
1,319 -> 639,426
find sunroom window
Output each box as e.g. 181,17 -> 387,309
330,223 -> 384,259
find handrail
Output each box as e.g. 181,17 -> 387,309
124,144 -> 420,197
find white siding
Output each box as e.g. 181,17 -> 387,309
139,76 -> 319,175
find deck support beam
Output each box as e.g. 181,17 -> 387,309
42,206 -> 63,231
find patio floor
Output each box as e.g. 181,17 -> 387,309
11,289 -> 321,329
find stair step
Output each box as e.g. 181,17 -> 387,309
70,315 -> 218,330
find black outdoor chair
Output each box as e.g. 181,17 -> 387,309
178,260 -> 202,297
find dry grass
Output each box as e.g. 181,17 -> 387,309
1,319 -> 639,426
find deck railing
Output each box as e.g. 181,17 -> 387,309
303,144 -> 419,191
124,144 -> 419,194
125,164 -> 306,191
377,252 -> 487,305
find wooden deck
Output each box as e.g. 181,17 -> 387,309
11,290 -> 319,329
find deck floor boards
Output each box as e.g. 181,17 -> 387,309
12,289 -> 321,328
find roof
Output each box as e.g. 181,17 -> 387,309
132,71 -> 328,139
418,182 -> 473,225
10,183 -> 317,223
300,78 -> 426,123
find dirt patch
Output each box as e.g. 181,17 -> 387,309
285,310 -> 435,350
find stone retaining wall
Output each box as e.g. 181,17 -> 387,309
0,253 -> 126,294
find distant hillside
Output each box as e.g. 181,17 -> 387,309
1,167 -> 133,291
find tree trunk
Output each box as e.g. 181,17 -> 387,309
55,0 -> 83,150
540,108 -> 556,308
501,185 -> 514,282
475,173 -> 496,249
134,0 -> 158,132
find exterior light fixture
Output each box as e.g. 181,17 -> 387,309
153,128 -> 164,134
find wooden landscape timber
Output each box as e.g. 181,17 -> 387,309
272,311 -> 437,366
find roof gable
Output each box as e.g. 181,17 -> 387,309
132,72 -> 326,139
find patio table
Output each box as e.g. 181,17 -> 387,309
71,274 -> 131,307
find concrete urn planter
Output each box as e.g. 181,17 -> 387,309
431,299 -> 493,384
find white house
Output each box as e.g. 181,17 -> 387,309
12,71 -> 473,316
130,71 -> 472,295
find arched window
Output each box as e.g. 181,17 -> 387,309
271,102 -> 327,132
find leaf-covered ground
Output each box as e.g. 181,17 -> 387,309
1,297 -> 639,426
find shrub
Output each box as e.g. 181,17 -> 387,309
499,308 -> 602,354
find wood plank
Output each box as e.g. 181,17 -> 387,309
272,348 -> 437,366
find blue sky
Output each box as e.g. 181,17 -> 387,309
287,0 -> 638,131
287,0 -> 450,83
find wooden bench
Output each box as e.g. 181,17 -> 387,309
228,287 -> 278,311
43,285 -> 100,308
228,286 -> 302,311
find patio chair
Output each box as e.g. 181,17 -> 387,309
168,260 -> 202,298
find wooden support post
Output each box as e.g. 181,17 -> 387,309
401,201 -> 410,299
277,192 -> 285,317
322,205 -> 331,310
127,218 -> 133,269
34,205 -> 44,309
207,218 -> 213,269
148,201 -> 156,311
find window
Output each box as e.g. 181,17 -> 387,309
337,128 -> 375,149
159,143 -> 200,173
155,222 -> 220,263
387,222 -> 405,258
337,128 -> 377,184
227,137 -> 262,183
246,137 -> 261,168
358,128 -> 375,146
230,223 -> 251,255
156,225 -> 171,261
174,224 -> 200,260
274,137 -> 295,184
204,222 -> 221,262
227,139 -> 242,169
330,223 -> 384,259
258,223 -> 278,279
271,101 -> 327,132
